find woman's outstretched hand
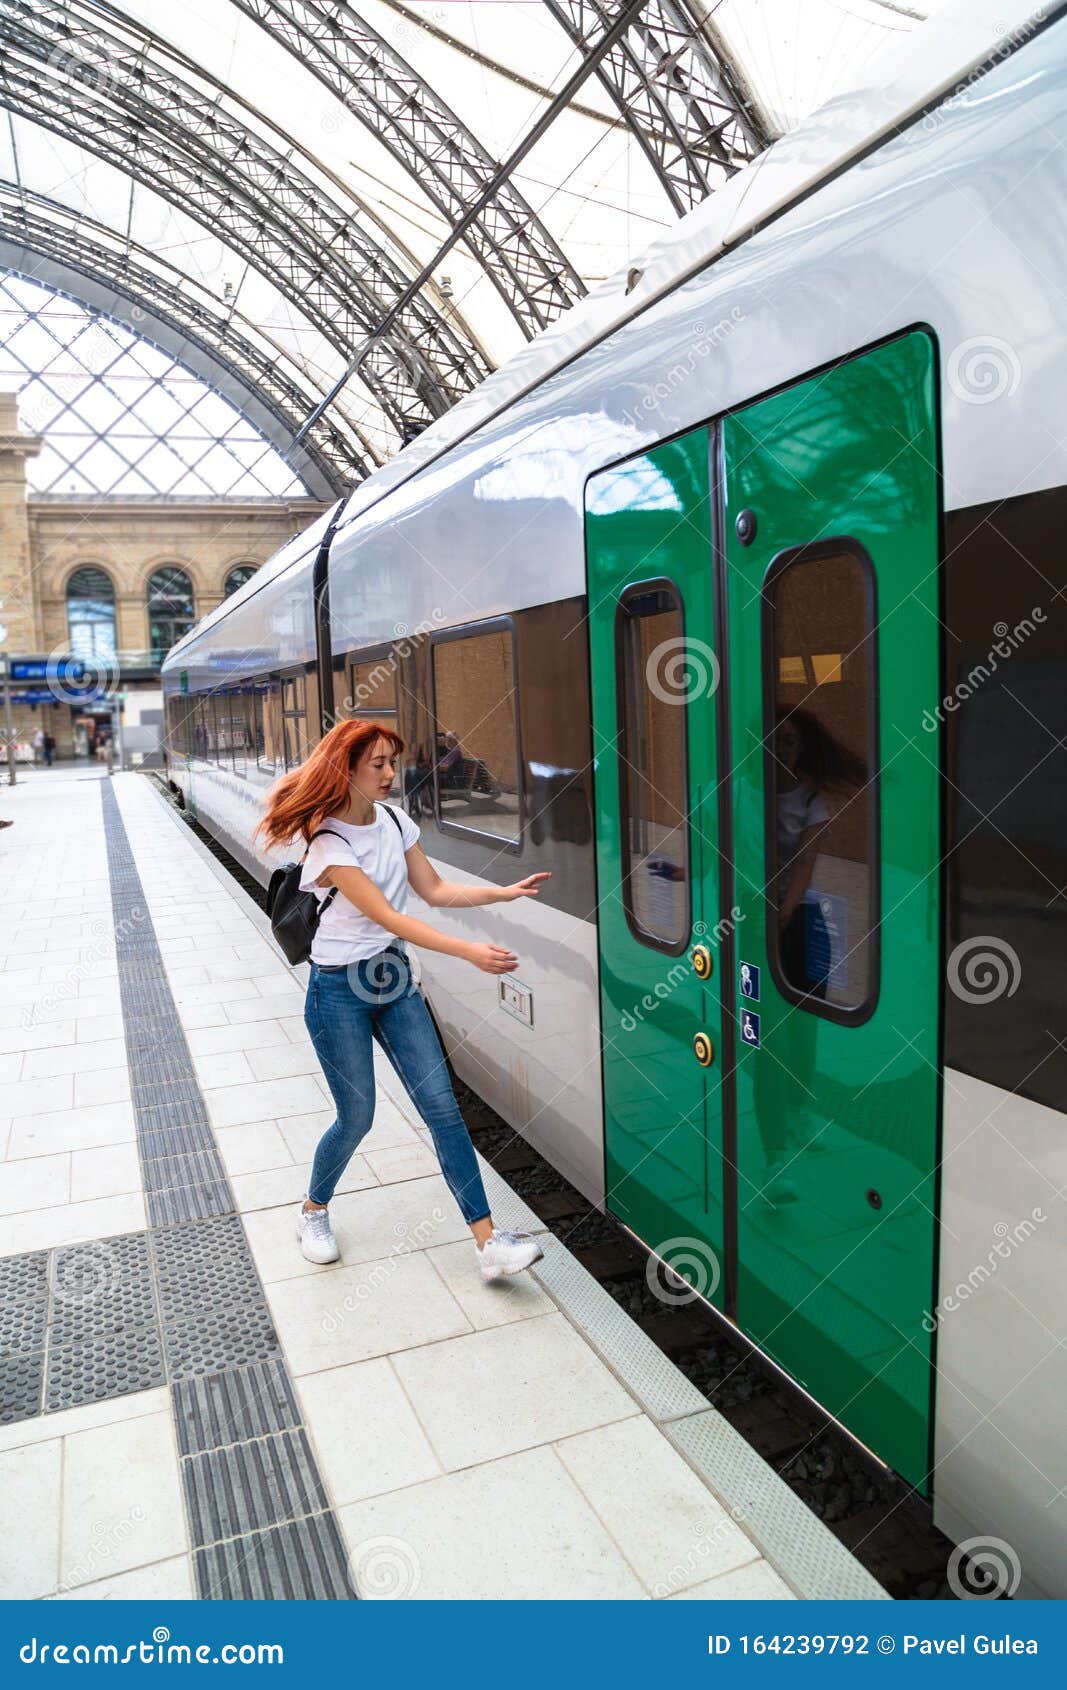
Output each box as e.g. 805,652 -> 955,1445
465,942 -> 520,974
499,872 -> 552,901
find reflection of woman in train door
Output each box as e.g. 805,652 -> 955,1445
255,718 -> 549,1281
755,709 -> 866,1203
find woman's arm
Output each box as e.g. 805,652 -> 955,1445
403,842 -> 550,908
321,861 -> 519,973
778,824 -> 823,925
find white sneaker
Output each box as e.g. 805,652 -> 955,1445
296,1198 -> 340,1264
477,1227 -> 544,1281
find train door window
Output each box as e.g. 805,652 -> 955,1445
227,687 -> 251,776
430,621 -> 522,845
615,581 -> 690,953
282,672 -> 308,770
763,542 -> 878,1016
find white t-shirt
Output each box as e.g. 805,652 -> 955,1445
299,803 -> 421,965
776,782 -> 830,897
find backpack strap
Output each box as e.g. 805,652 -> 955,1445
304,826 -> 354,910
379,803 -> 404,839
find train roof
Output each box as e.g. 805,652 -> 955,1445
162,0 -> 1044,677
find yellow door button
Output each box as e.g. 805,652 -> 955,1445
692,945 -> 713,980
693,1031 -> 715,1067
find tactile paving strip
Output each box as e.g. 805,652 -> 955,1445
182,1429 -> 328,1547
172,1360 -> 301,1457
194,1512 -> 356,1601
0,1351 -> 45,1424
98,782 -> 354,1600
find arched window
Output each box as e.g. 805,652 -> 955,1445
148,567 -> 195,660
224,564 -> 258,598
67,567 -> 117,662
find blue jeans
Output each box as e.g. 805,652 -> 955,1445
303,944 -> 491,1225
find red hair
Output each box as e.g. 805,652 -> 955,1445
254,718 -> 405,853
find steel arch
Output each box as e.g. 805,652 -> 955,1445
545,0 -> 767,214
0,0 -> 492,444
232,0 -> 586,337
0,184 -> 371,497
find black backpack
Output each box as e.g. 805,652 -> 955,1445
266,805 -> 403,965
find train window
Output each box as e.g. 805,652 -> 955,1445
255,679 -> 281,774
763,541 -> 879,1017
615,581 -> 690,954
281,671 -> 309,770
430,621 -> 522,845
345,651 -> 398,724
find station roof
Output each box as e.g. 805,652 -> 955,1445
0,1 -> 950,498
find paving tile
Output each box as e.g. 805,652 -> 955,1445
194,1510 -> 354,1600
338,1445 -> 646,1600
363,1142 -> 440,1185
50,1555 -> 195,1601
140,1147 -> 228,1194
553,1415 -> 758,1596
182,1427 -> 328,1547
138,1123 -> 217,1160
22,1039 -> 127,1079
0,1349 -> 45,1423
0,1248 -> 49,1301
0,1439 -> 61,1597
0,1153 -> 70,1216
6,1101 -> 137,1159
45,1326 -> 167,1413
146,1179 -> 234,1226
214,1121 -> 293,1177
0,1192 -> 146,1257
60,1409 -> 187,1591
162,1303 -> 281,1382
0,1075 -> 74,1116
246,1045 -> 324,1083
172,1359 -> 301,1457
205,1075 -> 331,1131
0,1294 -> 49,1357
229,1158 -> 376,1215
192,1052 -> 255,1090
69,1142 -> 142,1204
243,1175 -> 470,1286
422,1238 -> 553,1331
667,1559 -> 796,1599
186,1021 -> 286,1058
266,1251 -> 471,1376
296,1358 -> 440,1506
150,1214 -> 262,1314
392,1312 -> 640,1471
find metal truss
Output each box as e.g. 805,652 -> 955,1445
0,0 -> 494,445
545,0 -> 767,214
232,0 -> 586,338
0,183 -> 370,497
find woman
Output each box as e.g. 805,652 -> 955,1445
254,717 -> 548,1279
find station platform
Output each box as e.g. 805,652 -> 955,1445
0,767 -> 886,1602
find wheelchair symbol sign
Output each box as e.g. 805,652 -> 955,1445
740,1009 -> 761,1048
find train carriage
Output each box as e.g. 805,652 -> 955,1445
163,0 -> 1067,1598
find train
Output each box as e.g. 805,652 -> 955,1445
162,0 -> 1067,1599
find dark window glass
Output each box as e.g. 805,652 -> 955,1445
345,653 -> 398,722
616,583 -> 689,952
431,625 -> 521,843
254,680 -> 280,773
148,567 -> 195,661
765,544 -> 877,1014
224,564 -> 258,599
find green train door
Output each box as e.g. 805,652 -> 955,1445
586,429 -> 726,1309
721,331 -> 941,1488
